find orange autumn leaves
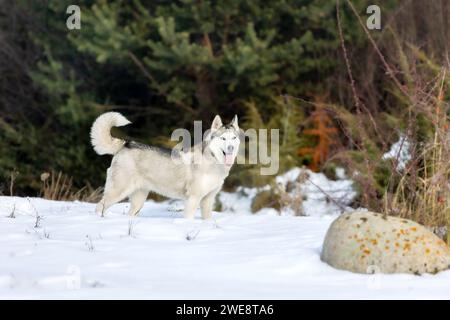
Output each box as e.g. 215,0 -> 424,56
298,96 -> 338,171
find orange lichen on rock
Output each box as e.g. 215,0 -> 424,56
321,211 -> 450,275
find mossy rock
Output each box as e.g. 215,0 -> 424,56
251,190 -> 281,213
322,163 -> 338,181
321,211 -> 450,275
213,195 -> 223,212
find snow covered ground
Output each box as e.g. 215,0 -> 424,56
1,168 -> 450,299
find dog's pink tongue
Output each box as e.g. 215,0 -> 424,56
224,154 -> 234,166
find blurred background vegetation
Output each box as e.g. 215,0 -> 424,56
0,1 -> 448,225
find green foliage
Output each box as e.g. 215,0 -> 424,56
65,0 -> 356,120
327,103 -> 398,208
1,0 -> 372,194
229,96 -> 305,188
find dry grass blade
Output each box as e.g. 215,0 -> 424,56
40,171 -> 103,203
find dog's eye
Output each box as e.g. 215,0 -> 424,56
232,136 -> 237,140
221,137 -> 226,141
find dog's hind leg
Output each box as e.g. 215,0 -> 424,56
127,189 -> 148,216
96,189 -> 129,216
96,166 -> 134,216
96,182 -> 133,216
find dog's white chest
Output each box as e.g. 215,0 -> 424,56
194,173 -> 224,196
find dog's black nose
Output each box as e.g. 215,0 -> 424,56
227,145 -> 234,153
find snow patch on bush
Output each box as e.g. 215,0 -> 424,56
382,134 -> 411,170
220,167 -> 358,216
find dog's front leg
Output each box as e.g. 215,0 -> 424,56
184,196 -> 200,219
200,188 -> 220,220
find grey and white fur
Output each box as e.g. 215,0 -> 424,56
90,112 -> 240,219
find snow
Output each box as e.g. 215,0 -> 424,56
277,167 -> 357,216
335,167 -> 347,180
382,134 -> 411,170
1,167 -> 449,299
220,167 -> 357,216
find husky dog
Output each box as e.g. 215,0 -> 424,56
90,112 -> 240,219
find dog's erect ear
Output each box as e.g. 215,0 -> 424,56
211,115 -> 223,132
230,115 -> 239,130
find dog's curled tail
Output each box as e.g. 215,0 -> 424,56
90,112 -> 131,155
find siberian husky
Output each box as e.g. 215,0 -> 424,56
90,112 -> 240,218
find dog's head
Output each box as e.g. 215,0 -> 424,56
206,115 -> 240,168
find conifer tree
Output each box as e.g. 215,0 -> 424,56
2,0 -> 373,193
